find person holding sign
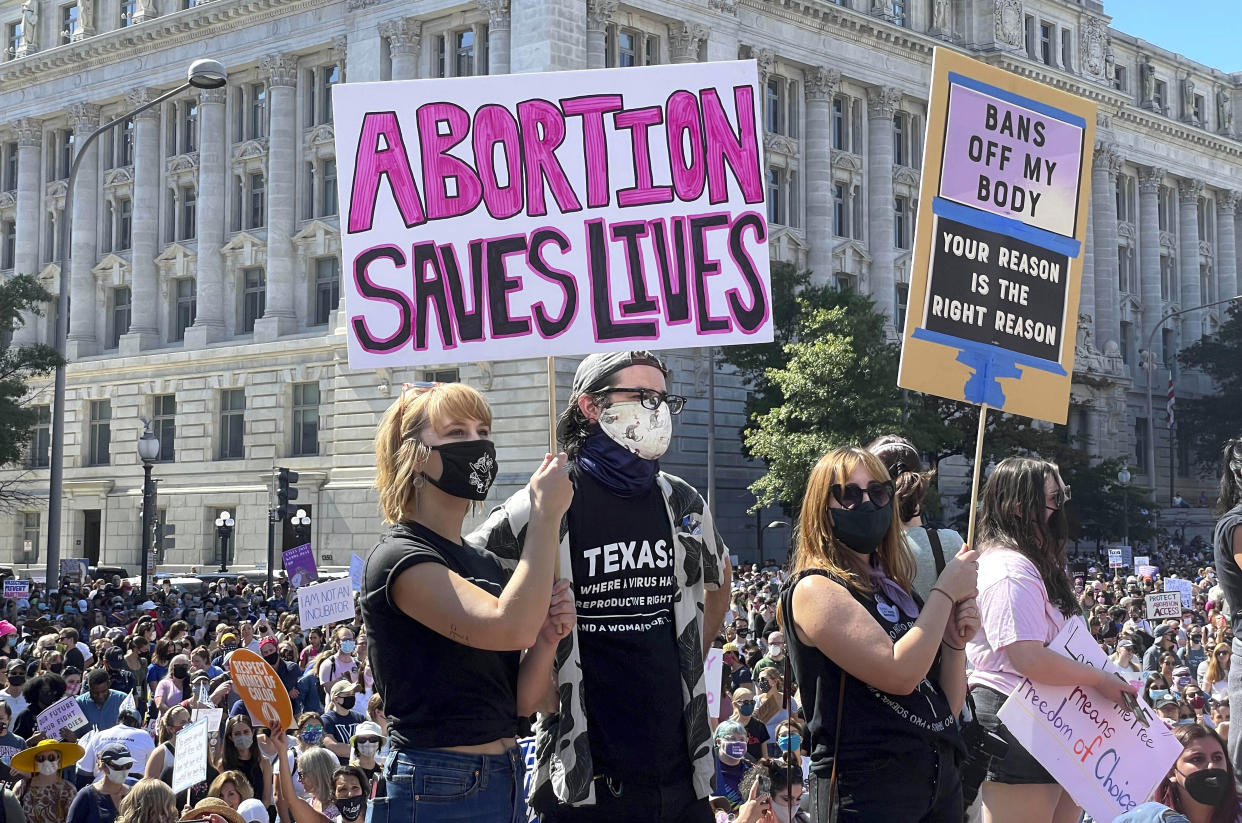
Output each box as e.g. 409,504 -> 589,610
11,737 -> 83,823
469,351 -> 732,822
360,382 -> 573,823
779,447 -> 979,822
966,458 -> 1139,823
1211,439 -> 1242,780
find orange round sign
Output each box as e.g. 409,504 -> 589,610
228,648 -> 294,731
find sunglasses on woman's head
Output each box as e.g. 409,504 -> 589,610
829,481 -> 894,510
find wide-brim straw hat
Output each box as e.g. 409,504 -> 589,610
178,797 -> 246,823
10,738 -> 85,774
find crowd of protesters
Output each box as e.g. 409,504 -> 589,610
0,355 -> 1235,823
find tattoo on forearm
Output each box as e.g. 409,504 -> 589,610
449,624 -> 470,644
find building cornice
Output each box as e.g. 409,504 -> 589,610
0,0 -> 342,94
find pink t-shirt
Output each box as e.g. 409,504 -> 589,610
967,544 -> 1068,695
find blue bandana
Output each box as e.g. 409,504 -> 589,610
577,428 -> 658,497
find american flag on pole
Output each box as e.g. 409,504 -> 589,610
1167,376 -> 1176,430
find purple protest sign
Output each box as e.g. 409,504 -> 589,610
938,78 -> 1084,238
282,544 -> 318,590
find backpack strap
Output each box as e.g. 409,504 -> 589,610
925,527 -> 946,576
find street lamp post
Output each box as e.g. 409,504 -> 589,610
290,508 -> 311,545
44,59 -> 227,592
1117,465 -> 1131,548
215,511 -> 235,572
1140,294 -> 1242,519
136,420 -> 160,597
764,520 -> 790,567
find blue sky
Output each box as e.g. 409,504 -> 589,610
1107,2 -> 1239,73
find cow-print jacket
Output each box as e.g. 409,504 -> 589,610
467,470 -> 729,806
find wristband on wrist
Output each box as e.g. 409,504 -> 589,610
941,639 -> 966,651
930,586 -> 955,605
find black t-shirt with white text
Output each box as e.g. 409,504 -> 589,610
568,470 -> 690,783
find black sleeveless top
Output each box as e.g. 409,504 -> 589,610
360,522 -> 520,749
1214,504 -> 1242,632
780,568 -> 964,776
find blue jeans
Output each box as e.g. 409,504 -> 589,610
368,746 -> 525,823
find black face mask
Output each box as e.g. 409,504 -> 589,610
1182,767 -> 1230,806
337,694 -> 356,711
1047,507 -> 1070,544
336,796 -> 365,822
172,665 -> 190,680
48,664 -> 63,675
8,674 -> 24,687
263,654 -> 279,667
830,501 -> 893,554
423,440 -> 497,501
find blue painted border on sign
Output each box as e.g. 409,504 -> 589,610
947,71 -> 1087,130
932,198 -> 1082,258
912,328 -> 1067,376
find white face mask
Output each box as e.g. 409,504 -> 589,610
105,767 -> 130,784
770,799 -> 795,823
358,741 -> 380,758
36,759 -> 59,776
597,400 -> 672,460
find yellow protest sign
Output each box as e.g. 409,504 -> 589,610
228,648 -> 294,732
898,48 -> 1096,424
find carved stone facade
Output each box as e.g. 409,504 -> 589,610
0,0 -> 1233,565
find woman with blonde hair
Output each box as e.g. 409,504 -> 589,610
1203,643 -> 1231,700
143,705 -> 190,778
753,664 -> 799,746
728,687 -> 767,761
208,770 -> 254,807
780,446 -> 979,821
115,779 -> 178,823
359,381 -> 574,822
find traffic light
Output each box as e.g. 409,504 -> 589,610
277,468 -> 299,520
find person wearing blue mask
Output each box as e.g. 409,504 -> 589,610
470,351 -> 733,823
729,687 -> 769,761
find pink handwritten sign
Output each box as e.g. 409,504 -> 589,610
332,61 -> 772,368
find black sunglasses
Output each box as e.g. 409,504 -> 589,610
829,481 -> 894,510
603,387 -> 687,415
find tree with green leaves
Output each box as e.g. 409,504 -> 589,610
1177,303 -> 1242,472
0,274 -> 64,488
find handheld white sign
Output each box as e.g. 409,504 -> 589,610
171,718 -> 209,795
1145,592 -> 1182,620
36,696 -> 89,737
997,617 -> 1180,821
298,578 -> 355,630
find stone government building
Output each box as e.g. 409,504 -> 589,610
0,0 -> 1231,570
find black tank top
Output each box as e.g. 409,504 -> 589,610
1214,504 -> 1242,632
780,568 -> 964,777
360,522 -> 520,750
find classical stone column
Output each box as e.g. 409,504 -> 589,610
585,0 -> 616,69
804,67 -> 838,285
1217,191 -> 1239,304
1081,197 -> 1096,333
381,18 -> 421,81
1091,141 -> 1121,353
480,0 -> 511,74
255,54 -> 299,342
866,86 -> 900,326
668,22 -> 707,64
65,102 -> 100,359
509,0 -> 586,73
120,88 -> 161,354
184,87 -> 227,348
11,118 -> 42,347
1177,179 -> 1204,344
1138,166 -> 1165,344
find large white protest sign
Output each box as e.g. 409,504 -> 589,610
332,61 -> 772,369
171,718 -> 209,795
1137,565 -> 1159,579
1163,578 -> 1194,608
298,578 -> 355,630
998,617 -> 1180,822
1145,592 -> 1182,620
36,695 -> 89,737
1108,548 -> 1124,569
1134,556 -> 1150,569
